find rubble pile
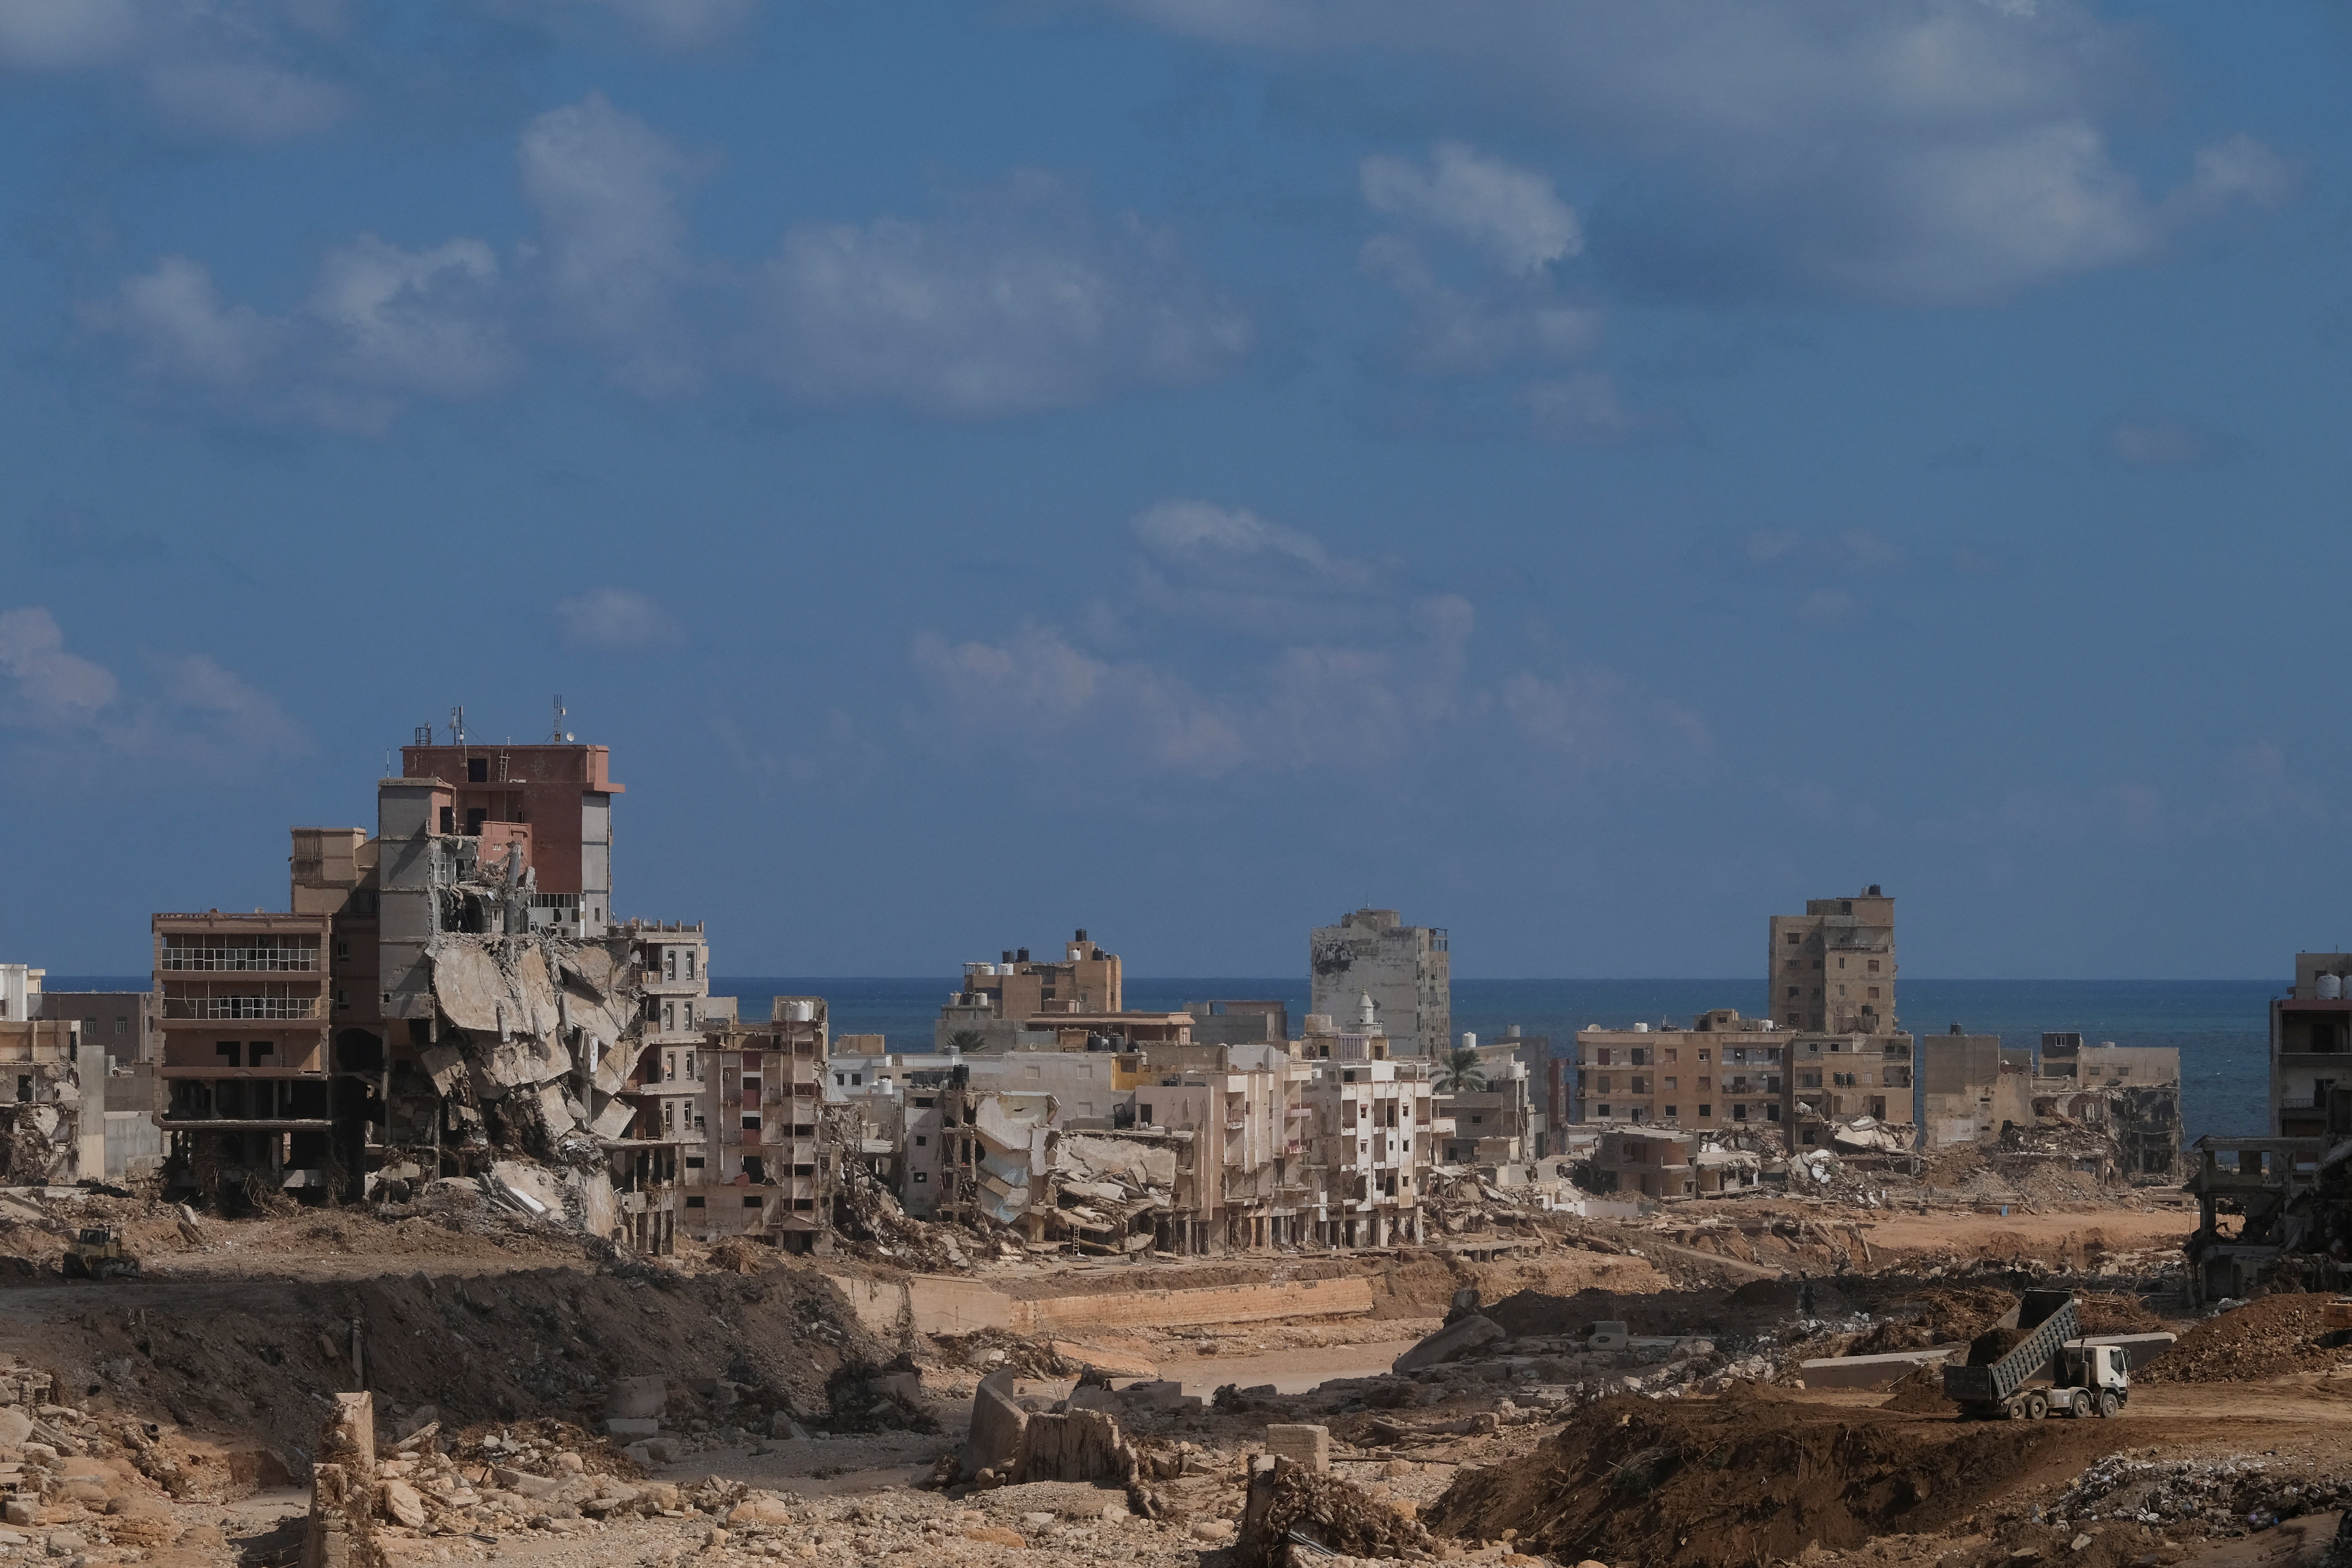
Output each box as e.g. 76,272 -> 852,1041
1235,1458 -> 1434,1568
831,1158 -> 977,1273
0,1364 -> 230,1556
2138,1294 -> 2349,1383
394,933 -> 645,1192
1427,1390 -> 2131,1568
2045,1453 -> 2352,1538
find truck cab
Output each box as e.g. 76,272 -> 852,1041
2043,1341 -> 2130,1418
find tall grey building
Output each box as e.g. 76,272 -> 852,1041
1309,908 -> 1450,1058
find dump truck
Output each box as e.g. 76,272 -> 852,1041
1941,1289 -> 2130,1420
60,1228 -> 139,1281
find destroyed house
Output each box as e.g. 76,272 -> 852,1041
0,1013 -> 89,1185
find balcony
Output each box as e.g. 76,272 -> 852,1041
162,987 -> 320,1021
159,940 -> 320,973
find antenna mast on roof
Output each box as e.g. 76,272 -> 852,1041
450,705 -> 466,745
551,694 -> 567,743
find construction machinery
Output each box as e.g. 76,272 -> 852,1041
1942,1290 -> 2131,1420
60,1228 -> 139,1281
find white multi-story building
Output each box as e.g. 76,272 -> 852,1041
1303,1058 -> 1435,1247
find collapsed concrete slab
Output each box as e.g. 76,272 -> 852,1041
1798,1347 -> 1963,1390
1393,1313 -> 1505,1373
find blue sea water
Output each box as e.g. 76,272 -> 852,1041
54,970 -> 2275,1148
712,976 -> 2279,1148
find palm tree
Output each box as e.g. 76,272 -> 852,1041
1434,1046 -> 1486,1094
948,1029 -> 986,1052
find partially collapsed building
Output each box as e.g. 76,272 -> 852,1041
145,731 -> 841,1255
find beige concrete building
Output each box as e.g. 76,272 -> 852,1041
2271,953 -> 2352,1139
1919,1030 -> 2030,1147
1310,908 -> 1450,1057
935,931 -> 1123,1050
1768,886 -> 1896,1034
151,910 -> 337,1198
1301,1058 -> 1435,1246
1574,1010 -> 1788,1135
1786,1031 -> 1918,1149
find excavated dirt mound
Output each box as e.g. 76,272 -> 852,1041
1879,1364 -> 1958,1414
0,1262 -> 890,1476
1845,1320 -> 1941,1356
1427,1390 -> 2139,1568
1725,1278 -> 1798,1309
1882,1287 -> 2019,1345
1481,1285 -> 1773,1339
1968,1326 -> 2029,1366
2074,1292 -> 2166,1335
2139,1295 -> 2346,1384
1236,1462 -> 1431,1568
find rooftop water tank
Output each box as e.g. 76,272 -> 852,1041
783,999 -> 815,1022
1634,1022 -> 1651,1033
2322,973 -> 2344,1000
1462,1031 -> 1477,1051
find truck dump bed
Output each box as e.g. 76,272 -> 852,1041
1941,1290 -> 2077,1406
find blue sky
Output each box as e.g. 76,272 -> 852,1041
1,0 -> 2347,980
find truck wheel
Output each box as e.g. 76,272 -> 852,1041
2097,1390 -> 2119,1418
2025,1393 -> 2049,1420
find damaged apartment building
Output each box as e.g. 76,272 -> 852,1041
847,980 -> 1445,1254
148,725 -> 837,1254
1920,1028 -> 2182,1183
1567,887 -> 1919,1162
2182,951 -> 2352,1301
0,962 -> 95,1186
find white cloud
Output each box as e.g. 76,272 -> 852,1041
1360,143 -> 1581,275
82,238 -> 514,434
142,58 -> 348,142
913,623 -> 1246,775
1132,499 -> 1366,586
1358,236 -> 1599,377
307,235 -> 514,399
87,100 -> 1252,426
80,256 -> 280,389
1127,499 -> 1384,639
0,605 -> 307,777
2166,134 -> 2296,224
573,0 -> 756,47
1110,0 -> 2290,305
490,0 -> 759,48
555,588 -> 680,651
518,93 -> 702,395
0,0 -> 138,69
1501,666 -> 1708,764
0,607 -> 119,720
915,502 -> 1688,782
1519,373 -> 1634,445
0,2 -> 351,142
751,177 -> 1253,418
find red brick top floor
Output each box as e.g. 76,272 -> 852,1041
399,743 -> 622,793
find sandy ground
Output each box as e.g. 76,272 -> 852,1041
1855,1208 -> 2197,1256
1171,1338 -> 1428,1397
